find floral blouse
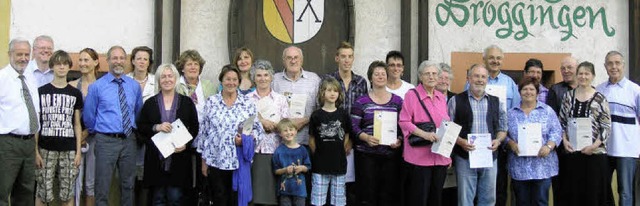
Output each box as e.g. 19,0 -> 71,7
247,89 -> 290,154
196,91 -> 266,170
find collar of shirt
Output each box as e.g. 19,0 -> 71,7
415,83 -> 445,101
214,90 -> 250,107
466,89 -> 490,100
247,89 -> 275,100
607,77 -> 628,88
512,100 -> 545,112
281,69 -> 309,81
539,84 -> 548,92
488,71 -> 504,81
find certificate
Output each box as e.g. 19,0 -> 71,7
151,119 -> 194,158
485,85 -> 507,112
373,111 -> 398,146
257,98 -> 281,122
517,123 -> 543,156
240,115 -> 256,135
468,133 -> 493,168
287,93 -> 308,118
568,117 -> 592,151
432,121 -> 462,157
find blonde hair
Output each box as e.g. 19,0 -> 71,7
277,118 -> 298,133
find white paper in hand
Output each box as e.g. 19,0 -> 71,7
373,111 -> 398,146
241,115 -> 256,135
432,121 -> 462,157
517,123 -> 542,156
568,117 -> 592,151
151,119 -> 194,158
468,133 -> 493,168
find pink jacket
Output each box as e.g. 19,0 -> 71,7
399,84 -> 452,166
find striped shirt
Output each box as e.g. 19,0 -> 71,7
324,71 -> 368,114
350,93 -> 403,155
596,78 -> 640,157
448,92 -> 508,134
272,69 -> 321,145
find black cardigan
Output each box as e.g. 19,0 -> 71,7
137,93 -> 199,188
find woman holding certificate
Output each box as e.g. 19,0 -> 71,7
350,61 -> 403,205
399,61 -> 451,206
137,64 -> 200,205
506,77 -> 562,205
196,65 -> 265,206
246,60 -> 289,205
559,61 -> 612,206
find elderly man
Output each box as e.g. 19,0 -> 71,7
0,38 -> 38,206
83,46 -> 143,206
26,35 -> 54,87
545,55 -> 578,205
465,45 -> 519,206
596,51 -> 640,206
523,58 -> 548,103
450,64 -> 507,206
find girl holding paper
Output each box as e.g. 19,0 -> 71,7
350,61 -> 403,205
137,64 -> 200,205
506,77 -> 562,205
559,61 -> 612,206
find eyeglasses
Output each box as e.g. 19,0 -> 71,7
388,63 -> 404,68
284,56 -> 300,61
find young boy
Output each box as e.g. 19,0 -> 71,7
35,50 -> 84,206
273,118 -> 311,206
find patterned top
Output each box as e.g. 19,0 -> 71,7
351,93 -> 403,155
559,89 -> 611,154
399,85 -> 451,166
196,91 -> 266,170
448,92 -> 508,134
247,89 -> 290,154
324,71 -> 368,114
597,78 -> 640,157
507,101 -> 562,180
272,69 -> 321,144
537,84 -> 549,104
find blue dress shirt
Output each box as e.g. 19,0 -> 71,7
83,73 -> 143,134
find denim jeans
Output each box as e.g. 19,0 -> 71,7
152,186 -> 182,206
94,133 -> 137,206
609,156 -> 637,206
454,154 -> 497,206
512,178 -> 551,206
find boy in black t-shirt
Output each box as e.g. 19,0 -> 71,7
35,50 -> 84,205
308,78 -> 351,206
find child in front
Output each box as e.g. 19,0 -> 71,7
273,118 -> 311,206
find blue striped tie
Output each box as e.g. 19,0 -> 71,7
115,78 -> 132,136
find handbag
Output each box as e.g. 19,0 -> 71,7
408,89 -> 437,146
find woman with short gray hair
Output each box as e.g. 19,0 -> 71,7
246,59 -> 290,205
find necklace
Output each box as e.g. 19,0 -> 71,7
135,74 -> 148,85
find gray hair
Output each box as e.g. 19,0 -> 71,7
282,46 -> 304,61
417,60 -> 441,75
33,35 -> 53,48
483,45 -> 503,58
250,59 -> 275,82
439,62 -> 454,80
107,45 -> 126,60
8,38 -> 31,53
154,63 -> 180,91
605,50 -> 624,63
467,64 -> 487,77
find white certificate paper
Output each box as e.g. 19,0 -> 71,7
257,98 -> 281,123
468,133 -> 493,168
432,121 -> 462,157
240,115 -> 256,135
373,111 -> 398,146
151,119 -> 194,158
287,93 -> 308,118
568,117 -> 592,151
517,123 -> 543,156
485,85 -> 507,112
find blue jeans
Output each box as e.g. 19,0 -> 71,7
152,186 -> 182,206
609,156 -> 637,206
512,178 -> 551,206
94,133 -> 137,206
454,154 -> 497,206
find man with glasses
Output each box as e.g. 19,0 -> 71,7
0,38 -> 38,206
26,35 -> 55,87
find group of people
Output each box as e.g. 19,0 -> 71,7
0,34 -> 638,206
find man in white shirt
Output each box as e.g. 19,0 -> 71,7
26,35 -> 54,87
0,38 -> 39,206
596,51 -> 640,206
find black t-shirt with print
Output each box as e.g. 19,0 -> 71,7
38,84 -> 83,151
309,108 -> 350,175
